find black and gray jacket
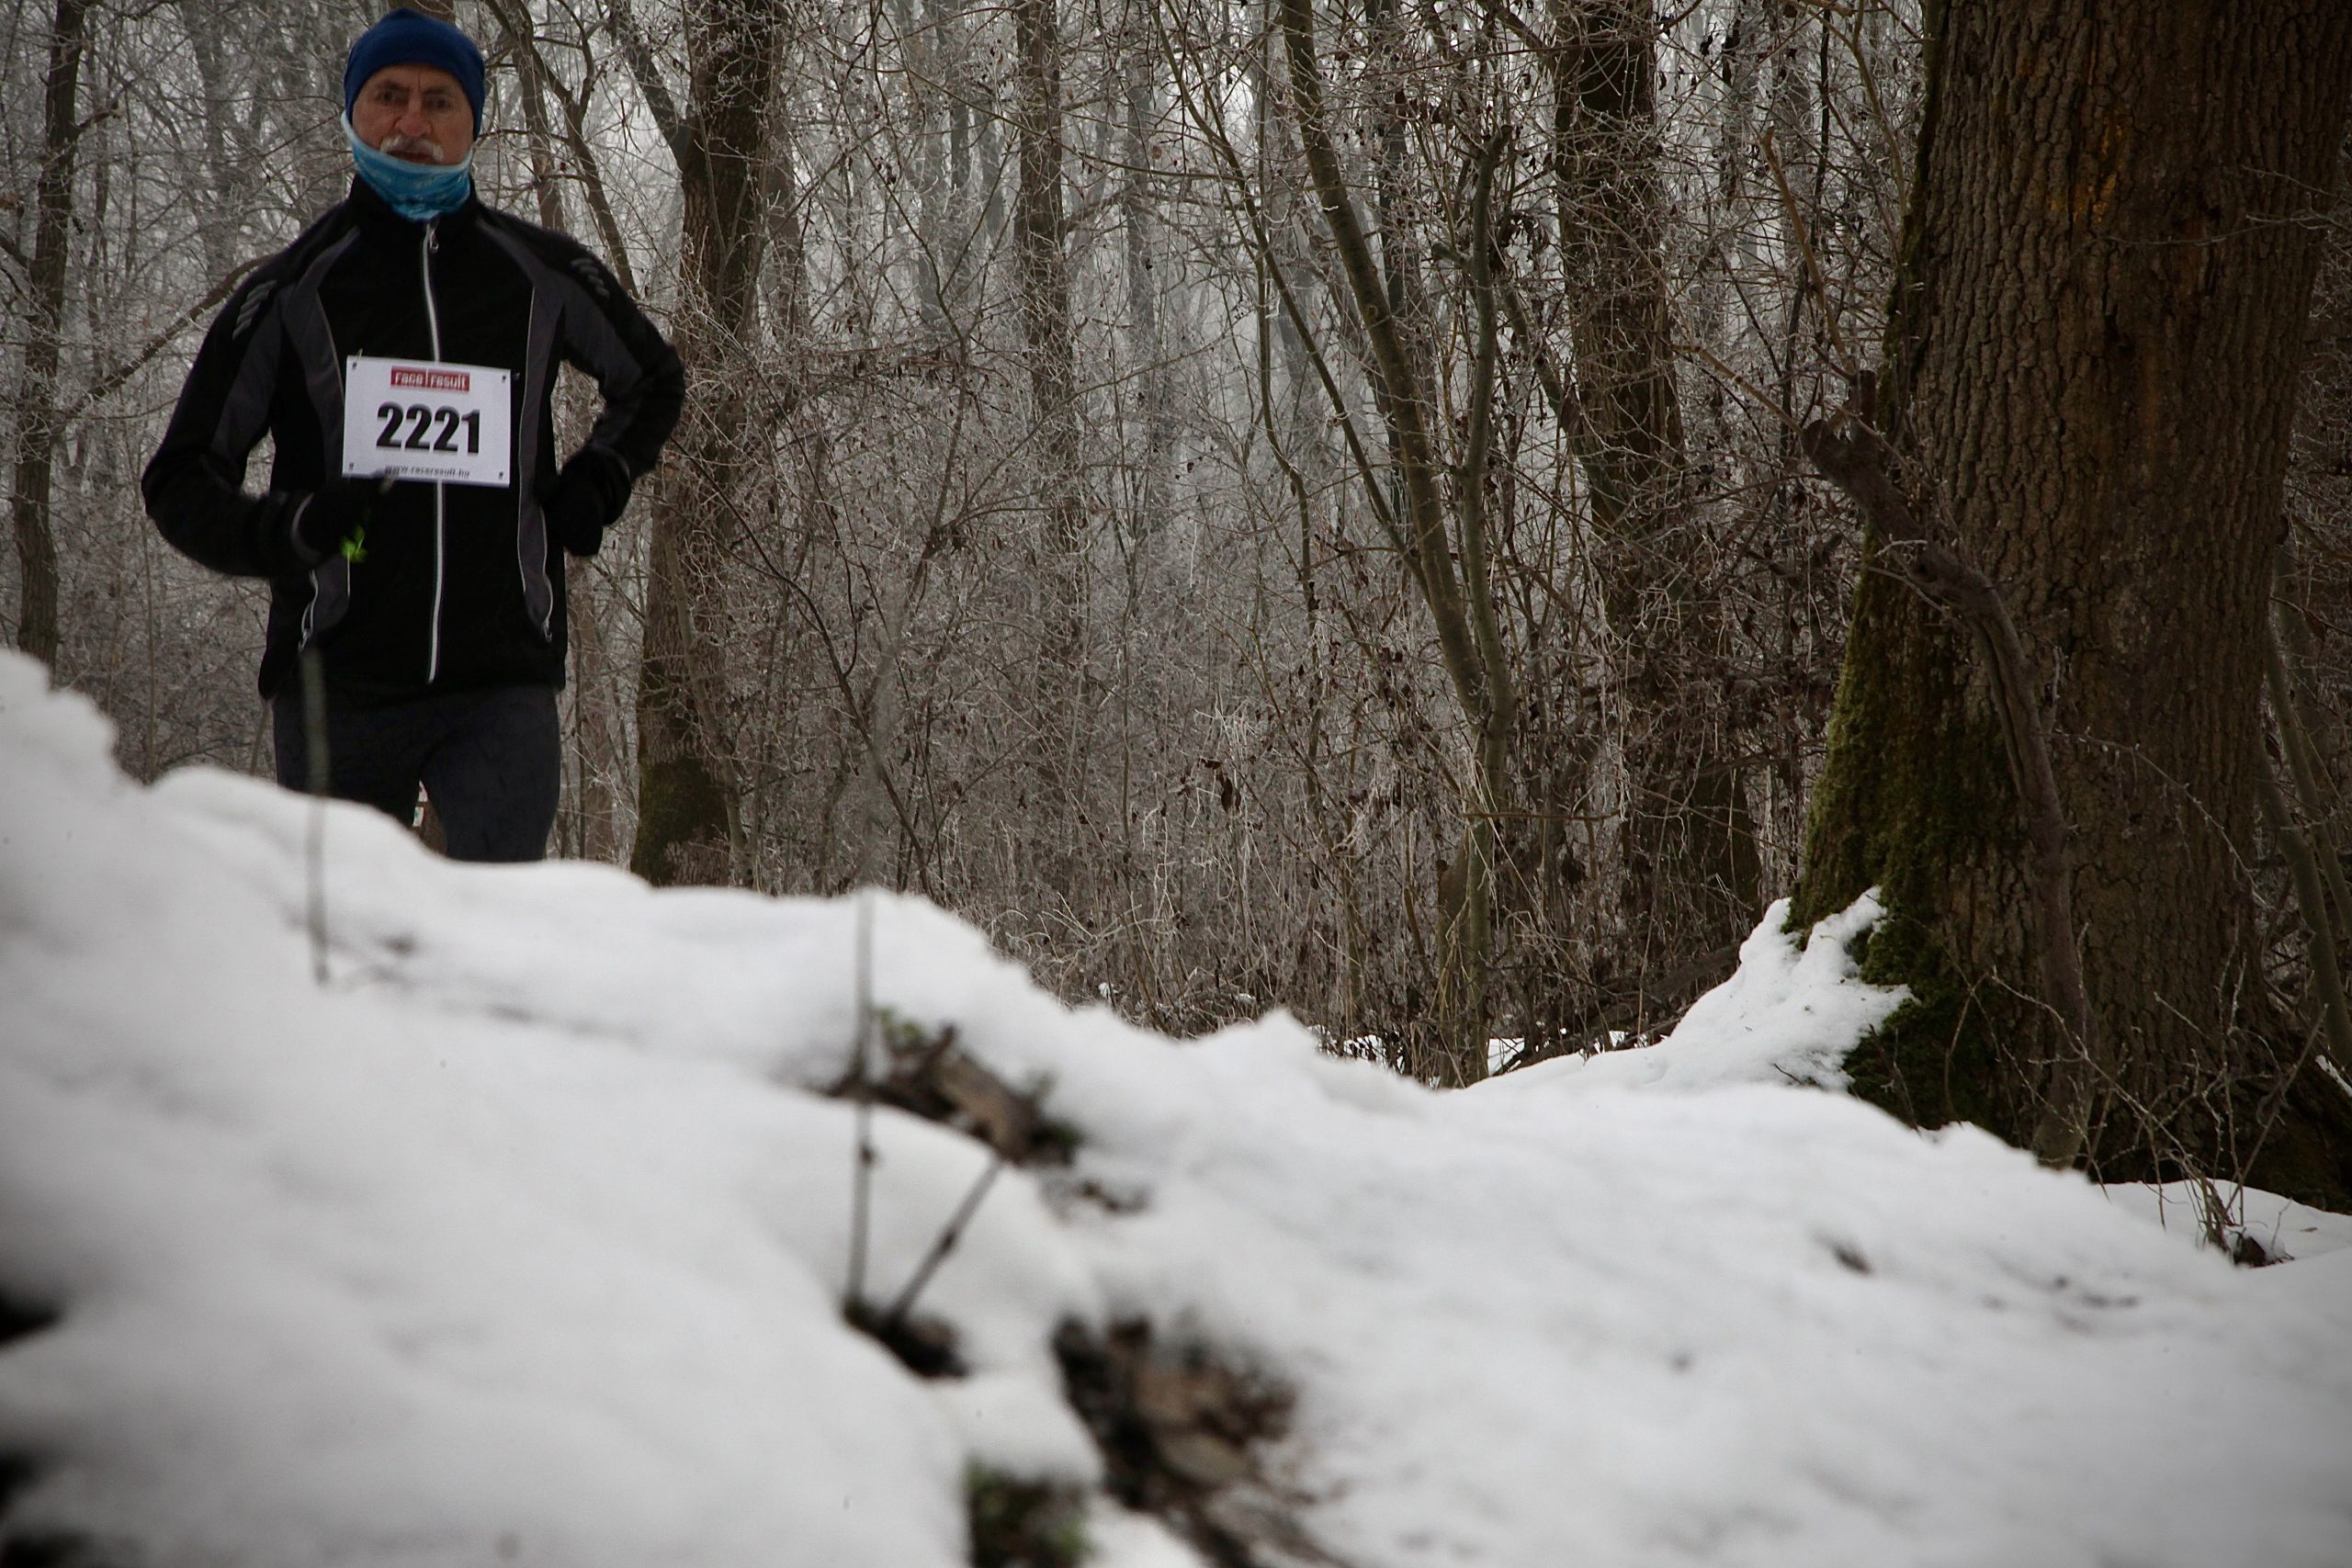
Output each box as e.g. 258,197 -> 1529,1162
144,178 -> 684,705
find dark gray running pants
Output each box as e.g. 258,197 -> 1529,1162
273,683 -> 560,863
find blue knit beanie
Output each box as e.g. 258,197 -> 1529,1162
344,8 -> 486,131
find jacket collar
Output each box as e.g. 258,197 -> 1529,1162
346,174 -> 484,242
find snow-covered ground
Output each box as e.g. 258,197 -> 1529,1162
3,649 -> 2348,1567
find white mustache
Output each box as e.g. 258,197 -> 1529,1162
379,132 -> 452,164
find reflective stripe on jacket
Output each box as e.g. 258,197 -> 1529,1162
143,178 -> 684,705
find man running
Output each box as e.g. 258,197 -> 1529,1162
144,6 -> 684,862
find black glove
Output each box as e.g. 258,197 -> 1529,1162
543,448 -> 634,558
288,474 -> 396,569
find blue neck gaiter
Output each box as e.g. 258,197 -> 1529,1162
344,113 -> 473,223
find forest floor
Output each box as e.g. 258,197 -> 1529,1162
3,649 -> 2348,1567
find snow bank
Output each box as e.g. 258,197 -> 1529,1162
1500,890 -> 1905,1092
2,652 -> 2347,1567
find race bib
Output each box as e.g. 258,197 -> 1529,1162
342,355 -> 513,487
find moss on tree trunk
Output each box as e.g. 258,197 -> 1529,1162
1792,0 -> 2352,1205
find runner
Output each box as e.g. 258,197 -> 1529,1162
144,6 -> 684,862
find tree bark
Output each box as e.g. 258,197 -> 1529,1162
1009,0 -> 1094,913
1550,0 -> 1759,1037
8,0 -> 89,668
629,0 -> 782,886
1792,0 -> 2352,1201
1119,39 -> 1173,556
1010,11 -> 1084,656
175,0 -> 243,279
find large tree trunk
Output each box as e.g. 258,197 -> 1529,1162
1792,0 -> 2352,1201
1551,0 -> 1759,1038
8,0 -> 88,669
1009,0 -> 1092,913
628,0 -> 781,886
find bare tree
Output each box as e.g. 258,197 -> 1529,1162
1549,0 -> 1758,1038
7,0 -> 89,666
628,0 -> 782,886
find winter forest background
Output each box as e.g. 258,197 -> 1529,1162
7,0 -> 2352,1200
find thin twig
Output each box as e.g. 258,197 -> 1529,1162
879,1153 -> 1005,1332
2253,639 -> 2352,1127
1677,338 -> 1811,440
300,649 -> 331,987
65,256 -> 260,421
1760,126 -> 1860,379
843,890 -> 879,1314
2267,609 -> 2352,990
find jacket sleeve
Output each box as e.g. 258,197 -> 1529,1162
141,273 -> 310,579
556,251 -> 686,502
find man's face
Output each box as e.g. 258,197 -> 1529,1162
351,63 -> 474,165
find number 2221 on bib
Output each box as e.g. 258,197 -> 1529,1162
342,356 -> 514,488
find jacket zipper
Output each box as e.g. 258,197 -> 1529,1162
423,220 -> 446,685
